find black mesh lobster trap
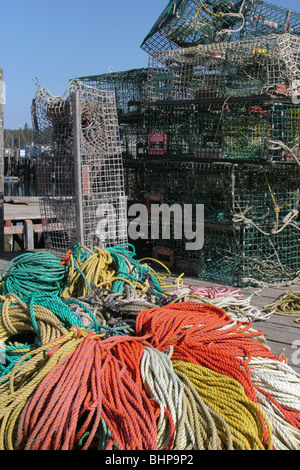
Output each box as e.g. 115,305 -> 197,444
32,80 -> 128,256
144,99 -> 300,163
141,0 -> 300,54
152,222 -> 300,286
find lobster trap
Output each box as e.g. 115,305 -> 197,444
144,160 -> 300,227
144,100 -> 300,162
32,80 -> 127,256
141,0 -> 300,54
152,222 -> 300,286
76,70 -> 149,210
147,33 -> 300,102
77,69 -> 148,119
198,222 -> 300,286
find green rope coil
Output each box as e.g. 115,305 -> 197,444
0,252 -> 69,298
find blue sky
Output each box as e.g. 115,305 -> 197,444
1,0 -> 299,129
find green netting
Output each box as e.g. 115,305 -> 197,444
141,0 -> 300,53
144,100 -> 300,162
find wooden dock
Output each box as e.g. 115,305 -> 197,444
0,249 -> 299,374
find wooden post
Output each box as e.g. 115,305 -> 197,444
71,91 -> 84,245
0,67 -> 4,252
24,219 -> 34,250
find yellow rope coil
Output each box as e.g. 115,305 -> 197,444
61,247 -> 115,298
172,360 -> 273,450
0,293 -> 68,344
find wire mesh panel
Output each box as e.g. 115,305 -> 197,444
147,33 -> 300,102
32,87 -> 77,254
144,100 -> 300,162
141,0 -> 300,54
32,81 -> 128,256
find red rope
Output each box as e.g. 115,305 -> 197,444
17,331 -> 160,450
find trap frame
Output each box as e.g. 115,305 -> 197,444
32,80 -> 127,256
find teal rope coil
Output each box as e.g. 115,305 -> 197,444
107,244 -> 165,301
0,252 -> 69,298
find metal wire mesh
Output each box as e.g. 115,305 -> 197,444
152,222 -> 300,286
144,160 -> 300,227
144,100 -> 300,162
147,33 -> 300,102
198,223 -> 300,286
77,69 -> 148,119
141,0 -> 300,54
76,70 -> 148,205
32,80 -> 127,256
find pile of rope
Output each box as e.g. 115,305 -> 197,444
1,289 -> 300,450
0,245 -> 299,450
264,290 -> 300,323
170,284 -> 274,323
0,244 -> 166,308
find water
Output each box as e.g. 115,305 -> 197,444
4,178 -> 37,197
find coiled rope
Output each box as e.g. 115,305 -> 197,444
0,251 -> 69,298
0,247 -> 300,451
171,284 -> 273,322
264,290 -> 300,323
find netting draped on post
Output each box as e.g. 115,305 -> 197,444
32,80 -> 127,256
141,0 -> 300,54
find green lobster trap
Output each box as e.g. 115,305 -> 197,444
141,0 -> 300,54
144,160 -> 300,227
198,223 -> 300,286
147,33 -> 300,102
144,100 -> 300,162
153,222 -> 300,286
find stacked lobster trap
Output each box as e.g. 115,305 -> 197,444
77,69 -> 149,208
141,0 -> 300,286
32,80 -> 127,256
